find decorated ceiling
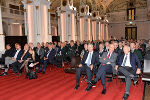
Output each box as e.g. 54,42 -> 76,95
50,0 -> 147,14
1,0 -> 147,14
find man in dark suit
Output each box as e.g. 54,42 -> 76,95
42,43 -> 56,74
12,44 -> 30,74
67,40 -> 76,61
104,41 -> 109,52
114,41 -> 123,56
93,43 -> 105,75
74,43 -> 98,91
115,45 -> 141,100
3,43 -> 23,76
130,42 -> 143,62
90,44 -> 118,94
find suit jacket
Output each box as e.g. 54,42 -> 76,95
80,51 -> 99,66
104,47 -> 109,52
44,48 -> 56,64
132,49 -> 143,61
21,50 -> 31,61
35,48 -> 45,59
4,49 -> 13,57
115,47 -> 123,56
117,52 -> 141,75
97,50 -> 105,58
100,52 -> 118,68
96,50 -> 105,66
12,49 -> 23,60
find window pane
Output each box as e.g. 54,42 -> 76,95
129,10 -> 131,20
132,9 -> 135,20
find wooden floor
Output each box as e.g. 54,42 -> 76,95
144,83 -> 150,100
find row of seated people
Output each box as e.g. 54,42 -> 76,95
1,39 -> 149,76
0,39 -> 150,99
0,40 -> 85,76
74,39 -> 150,100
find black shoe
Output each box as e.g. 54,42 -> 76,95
113,75 -> 117,79
85,85 -> 92,92
74,85 -> 80,90
4,65 -> 8,69
91,80 -> 96,87
26,73 -> 30,79
42,71 -> 45,74
107,78 -> 112,82
101,88 -> 106,94
133,76 -> 139,85
122,93 -> 129,100
2,72 -> 7,76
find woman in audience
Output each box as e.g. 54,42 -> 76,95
55,42 -> 67,67
20,48 -> 39,78
80,43 -> 88,59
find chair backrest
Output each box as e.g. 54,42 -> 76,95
143,59 -> 150,73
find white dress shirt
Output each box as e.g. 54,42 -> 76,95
47,49 -> 52,58
13,49 -> 21,58
85,51 -> 93,65
121,52 -> 132,67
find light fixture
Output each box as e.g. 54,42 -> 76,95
129,21 -> 133,24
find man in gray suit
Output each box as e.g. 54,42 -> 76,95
35,43 -> 45,73
90,44 -> 118,94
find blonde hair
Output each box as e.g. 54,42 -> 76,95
29,49 -> 35,61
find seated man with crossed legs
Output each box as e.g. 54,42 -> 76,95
115,45 -> 141,100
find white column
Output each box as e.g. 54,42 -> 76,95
80,17 -> 84,41
48,8 -> 52,42
72,12 -> 76,41
84,17 -> 87,40
0,5 -> 5,53
23,5 -> 28,36
101,23 -> 104,41
98,22 -> 101,41
69,12 -> 72,41
92,20 -> 96,40
27,5 -> 35,44
74,13 -> 77,41
104,23 -> 107,41
57,12 -> 61,41
87,18 -> 91,41
77,18 -> 80,41
66,12 -> 69,41
22,0 -> 51,45
105,24 -> 109,41
96,20 -> 98,40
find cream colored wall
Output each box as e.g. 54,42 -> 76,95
108,8 -> 150,40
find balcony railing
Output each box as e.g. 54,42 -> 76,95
1,6 -> 24,16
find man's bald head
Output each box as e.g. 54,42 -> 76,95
123,45 -> 130,54
108,44 -> 115,53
